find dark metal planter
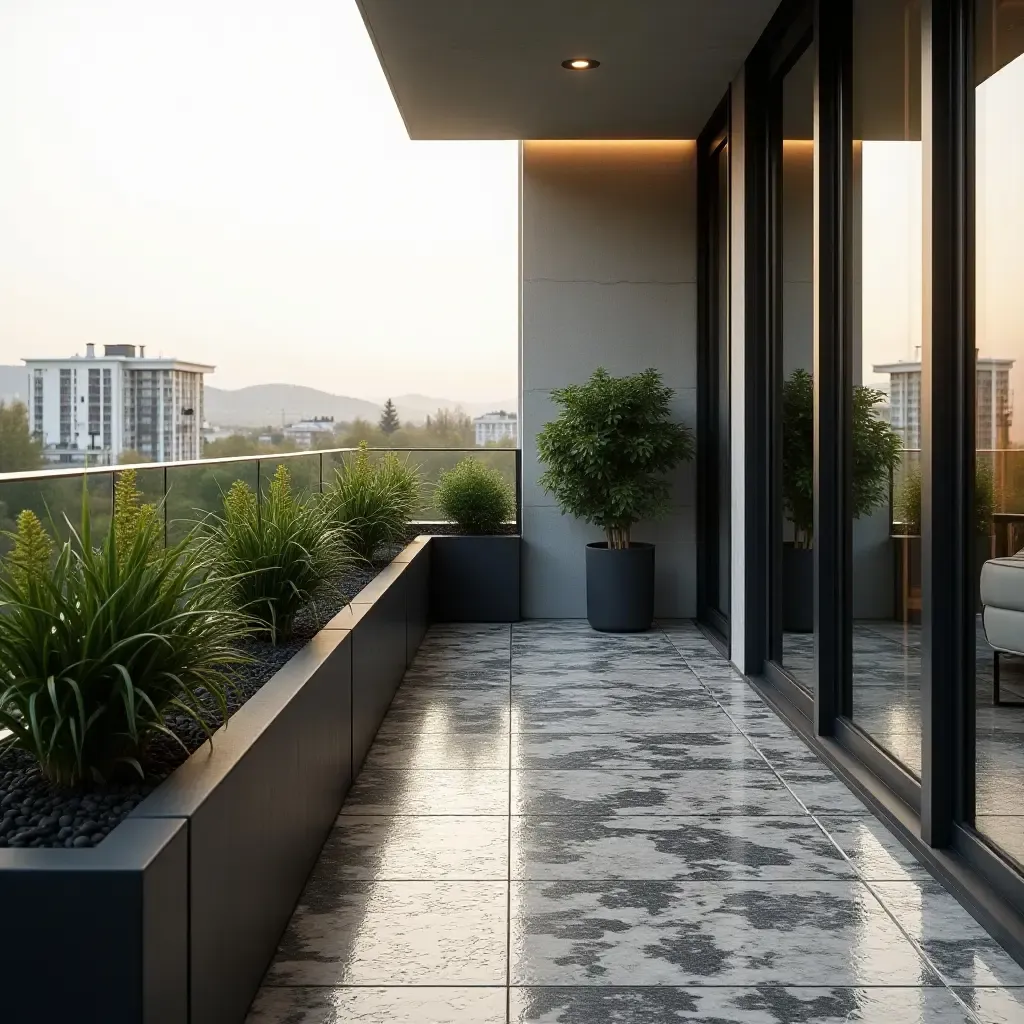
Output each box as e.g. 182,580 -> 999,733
0,537 -> 432,1024
585,542 -> 655,633
429,534 -> 521,622
0,817 -> 188,1024
782,543 -> 814,634
134,629 -> 354,1024
329,560 -> 413,775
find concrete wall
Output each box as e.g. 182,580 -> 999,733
520,141 -> 698,619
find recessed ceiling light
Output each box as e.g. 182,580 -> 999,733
562,58 -> 600,70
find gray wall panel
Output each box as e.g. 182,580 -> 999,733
521,141 -> 699,618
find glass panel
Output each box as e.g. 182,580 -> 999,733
165,459 -> 258,544
712,139 -> 732,620
848,0 -> 923,774
774,44 -> 816,690
0,472 -> 113,553
259,453 -> 321,499
974,0 -> 1024,869
323,448 -> 516,524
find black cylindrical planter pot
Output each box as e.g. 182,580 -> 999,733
782,543 -> 814,633
586,542 -> 655,633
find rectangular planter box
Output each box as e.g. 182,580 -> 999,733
134,628 -> 353,1024
0,538 -> 430,1024
395,536 -> 431,663
429,534 -> 521,623
327,554 -> 415,774
0,817 -> 189,1024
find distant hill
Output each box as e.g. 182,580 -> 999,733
205,384 -> 514,429
387,393 -> 516,422
204,384 -> 382,429
0,365 -> 29,405
0,370 -> 515,429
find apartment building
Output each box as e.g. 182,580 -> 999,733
876,357 -> 1014,449
473,410 -> 518,446
282,416 -> 337,449
25,343 -> 213,464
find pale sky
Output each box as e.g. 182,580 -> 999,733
860,50 -> 1024,443
0,1 -> 519,401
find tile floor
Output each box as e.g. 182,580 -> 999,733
247,620 -> 1024,1023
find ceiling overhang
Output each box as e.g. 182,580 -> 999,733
355,0 -> 782,140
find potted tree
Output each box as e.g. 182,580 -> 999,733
782,369 -> 902,632
537,367 -> 693,632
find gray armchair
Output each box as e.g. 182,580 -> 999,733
980,555 -> 1024,706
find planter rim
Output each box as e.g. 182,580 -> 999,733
587,541 -> 654,551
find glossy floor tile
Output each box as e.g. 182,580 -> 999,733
954,987 -> 1024,1024
249,986 -> 507,1023
509,879 -> 938,986
342,768 -> 510,815
326,815 -> 508,880
264,881 -> 508,986
509,986 -> 976,1022
511,731 -> 770,770
510,768 -> 805,816
511,815 -> 853,880
248,620 -> 1023,1023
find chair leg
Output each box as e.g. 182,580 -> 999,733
993,650 -> 1024,706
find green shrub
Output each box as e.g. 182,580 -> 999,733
894,461 -> 996,536
0,496 -> 250,787
5,509 -> 52,592
536,367 -> 693,549
434,458 -> 515,534
113,468 -> 159,564
327,443 -> 420,561
207,465 -> 348,643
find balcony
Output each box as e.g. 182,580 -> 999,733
247,619 -> 1024,1022
1,448 -> 1023,1023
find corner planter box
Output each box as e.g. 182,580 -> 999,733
0,537 -> 432,1024
429,533 -> 521,623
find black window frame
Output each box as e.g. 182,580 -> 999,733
697,92 -> 733,645
738,0 -> 1024,954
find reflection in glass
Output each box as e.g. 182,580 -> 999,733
774,45 -> 816,690
849,0 -> 923,774
706,136 -> 731,626
974,0 -> 1024,869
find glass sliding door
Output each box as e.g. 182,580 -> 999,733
698,101 -> 731,640
769,40 -> 816,692
973,0 -> 1024,869
848,0 -> 924,775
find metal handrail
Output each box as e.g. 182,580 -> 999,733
0,446 -> 504,483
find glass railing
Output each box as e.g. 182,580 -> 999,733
0,447 -> 522,556
889,448 -> 1024,550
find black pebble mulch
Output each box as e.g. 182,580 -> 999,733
0,554 -> 392,850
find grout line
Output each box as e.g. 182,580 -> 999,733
506,621 -> 513,1024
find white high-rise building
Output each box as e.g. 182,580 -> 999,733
24,344 -> 214,465
473,411 -> 518,447
873,357 -> 1014,451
